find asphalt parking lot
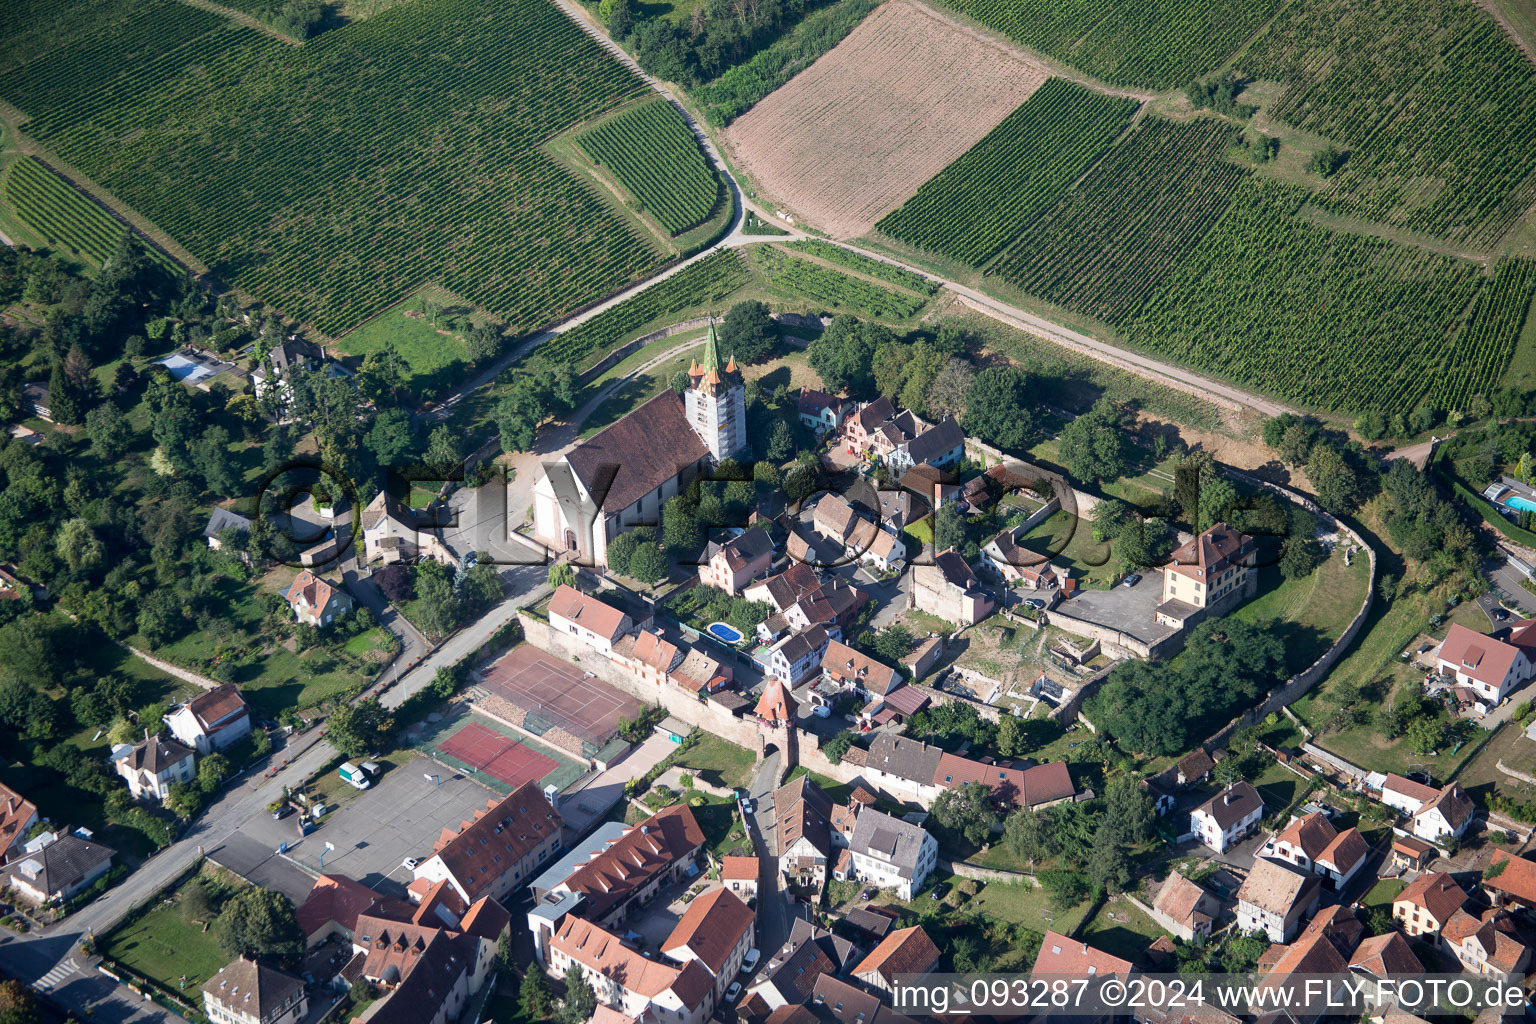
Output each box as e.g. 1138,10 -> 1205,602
206,828 -> 319,905
1049,574 -> 1176,646
270,756 -> 501,895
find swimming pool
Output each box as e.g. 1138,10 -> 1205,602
1508,494 -> 1536,514
706,622 -> 744,644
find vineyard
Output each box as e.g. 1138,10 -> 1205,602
1428,259 -> 1536,413
2,156 -> 178,272
1238,0 -> 1536,247
991,117 -> 1247,323
784,239 -> 939,295
2,0 -> 673,337
1122,180 -> 1482,414
0,0 -> 235,128
538,249 -> 749,371
875,80 -> 1137,267
756,246 -> 927,319
576,99 -> 720,236
941,0 -> 1283,90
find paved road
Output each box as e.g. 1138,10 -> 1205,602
378,564 -> 550,710
746,750 -> 791,962
1489,562 -> 1536,617
3,732 -> 339,1023
341,561 -> 432,683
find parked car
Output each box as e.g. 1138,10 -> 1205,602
1121,573 -> 1142,588
271,805 -> 292,820
402,857 -> 419,871
1494,608 -> 1509,621
726,983 -> 742,1002
1025,598 -> 1046,610
812,705 -> 831,718
929,884 -> 948,902
741,948 -> 761,974
861,887 -> 877,899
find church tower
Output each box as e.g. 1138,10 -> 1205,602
685,317 -> 748,461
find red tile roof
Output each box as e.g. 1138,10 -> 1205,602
722,855 -> 758,881
1383,774 -> 1439,806
0,782 -> 38,853
561,803 -> 705,920
1395,871 -> 1467,924
548,585 -> 630,643
756,678 -> 798,724
662,887 -> 755,975
1154,872 -> 1211,930
458,896 -> 511,941
286,569 -> 345,616
854,925 -> 941,982
1316,827 -> 1367,876
553,916 -> 713,1009
1166,523 -> 1253,582
298,874 -> 414,940
1484,850 -> 1536,905
1436,624 -> 1523,689
1033,931 -> 1133,980
1273,812 -> 1337,861
821,640 -> 900,697
431,781 -> 561,903
1349,932 -> 1422,977
182,684 -> 249,733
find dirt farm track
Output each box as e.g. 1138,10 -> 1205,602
723,0 -> 1050,238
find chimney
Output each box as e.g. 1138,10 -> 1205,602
1224,790 -> 1234,805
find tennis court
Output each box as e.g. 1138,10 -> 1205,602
479,645 -> 643,756
404,704 -> 587,798
440,722 -> 559,789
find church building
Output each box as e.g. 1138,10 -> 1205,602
532,319 -> 748,567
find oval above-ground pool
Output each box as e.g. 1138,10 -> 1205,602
706,621 -> 744,644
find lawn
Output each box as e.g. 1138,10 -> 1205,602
1233,543 -> 1372,674
1448,722 -> 1535,815
102,877 -> 229,997
1303,668 -> 1485,779
1251,760 -> 1311,821
663,733 -> 757,790
1361,877 -> 1405,908
1020,511 -> 1116,588
334,287 -> 477,399
1078,896 -> 1170,961
971,880 -> 1090,936
130,568 -> 389,716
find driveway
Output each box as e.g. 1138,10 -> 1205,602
342,561 -> 430,680
1488,562 -> 1536,617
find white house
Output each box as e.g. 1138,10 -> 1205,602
284,570 -> 353,628
166,685 -> 252,756
1190,783 -> 1263,853
1435,622 -> 1536,705
113,735 -> 196,803
839,808 -> 937,900
1259,811 -> 1368,889
550,916 -> 716,1024
1,829 -> 115,906
1235,857 -> 1322,942
1379,775 -> 1475,843
203,957 -> 307,1024
1155,522 -> 1258,630
761,625 -> 831,686
547,585 -> 633,657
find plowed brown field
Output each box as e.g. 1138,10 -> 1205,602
723,0 -> 1049,238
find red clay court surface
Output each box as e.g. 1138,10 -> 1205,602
438,722 -> 560,788
479,646 -> 643,748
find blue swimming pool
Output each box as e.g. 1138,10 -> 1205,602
707,622 -> 744,644
1509,495 -> 1536,514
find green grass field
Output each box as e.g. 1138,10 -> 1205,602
1233,544 -> 1371,674
1019,511 -> 1116,588
971,881 -> 1090,936
103,878 -> 230,995
663,733 -> 757,790
334,290 -> 475,398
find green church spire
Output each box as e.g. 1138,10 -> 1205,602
702,315 -> 722,376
